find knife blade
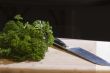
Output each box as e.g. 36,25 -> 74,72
53,38 -> 110,66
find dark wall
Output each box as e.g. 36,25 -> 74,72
0,0 -> 108,5
0,4 -> 80,38
75,5 -> 110,41
0,0 -> 110,41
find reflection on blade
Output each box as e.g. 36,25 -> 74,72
69,47 -> 110,66
54,38 -> 110,66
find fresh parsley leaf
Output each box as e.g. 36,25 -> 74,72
0,14 -> 54,61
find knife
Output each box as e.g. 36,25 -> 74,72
53,38 -> 110,66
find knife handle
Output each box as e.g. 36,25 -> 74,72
54,38 -> 67,48
53,38 -> 70,52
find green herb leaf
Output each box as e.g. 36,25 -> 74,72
0,14 -> 54,61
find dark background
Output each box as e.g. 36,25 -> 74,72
0,0 -> 110,41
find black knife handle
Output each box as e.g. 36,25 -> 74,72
53,38 -> 69,52
54,38 -> 67,48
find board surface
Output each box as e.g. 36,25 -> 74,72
0,38 -> 110,73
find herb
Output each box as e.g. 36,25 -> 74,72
0,14 -> 54,61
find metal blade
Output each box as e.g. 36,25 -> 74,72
54,38 -> 110,66
69,47 -> 110,66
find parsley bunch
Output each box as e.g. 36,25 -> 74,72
0,15 -> 54,61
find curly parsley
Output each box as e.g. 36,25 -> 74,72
0,14 -> 54,61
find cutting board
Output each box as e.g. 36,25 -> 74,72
0,38 -> 110,73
